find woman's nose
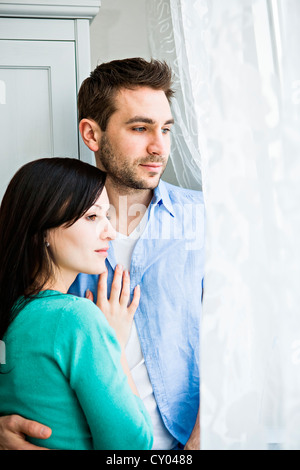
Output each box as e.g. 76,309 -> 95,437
101,219 -> 116,241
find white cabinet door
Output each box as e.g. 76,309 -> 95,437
0,39 -> 78,198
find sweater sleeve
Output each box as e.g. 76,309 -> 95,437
53,297 -> 153,450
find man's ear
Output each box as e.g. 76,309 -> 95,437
79,119 -> 102,152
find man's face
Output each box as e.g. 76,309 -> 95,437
96,86 -> 174,190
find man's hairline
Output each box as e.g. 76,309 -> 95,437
81,85 -> 174,131
109,85 -> 174,127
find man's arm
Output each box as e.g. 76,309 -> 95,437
184,410 -> 200,450
0,415 -> 51,450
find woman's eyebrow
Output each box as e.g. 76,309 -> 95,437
88,204 -> 102,211
91,204 -> 110,211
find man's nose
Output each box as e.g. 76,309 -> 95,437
147,131 -> 169,156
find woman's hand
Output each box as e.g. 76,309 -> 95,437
86,265 -> 140,349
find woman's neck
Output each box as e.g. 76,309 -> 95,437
41,281 -> 68,294
37,268 -> 76,295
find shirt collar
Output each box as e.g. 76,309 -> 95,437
152,180 -> 175,217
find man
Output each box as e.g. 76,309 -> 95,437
0,58 -> 204,450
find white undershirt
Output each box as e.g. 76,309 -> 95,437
111,210 -> 177,450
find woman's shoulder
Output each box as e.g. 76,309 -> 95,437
60,293 -> 104,317
53,294 -> 119,361
55,293 -> 113,337
29,290 -> 96,311
22,291 -> 109,333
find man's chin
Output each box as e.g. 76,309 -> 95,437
137,175 -> 162,190
137,168 -> 165,187
109,171 -> 163,191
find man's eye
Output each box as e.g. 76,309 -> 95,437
133,127 -> 146,132
162,128 -> 171,134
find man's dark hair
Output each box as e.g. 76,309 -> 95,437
78,57 -> 175,131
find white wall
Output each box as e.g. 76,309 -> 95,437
90,0 -> 151,69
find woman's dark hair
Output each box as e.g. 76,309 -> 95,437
0,157 -> 106,340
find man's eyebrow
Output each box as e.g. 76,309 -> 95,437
125,116 -> 174,125
165,118 -> 175,125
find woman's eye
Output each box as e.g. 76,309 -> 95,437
162,128 -> 171,134
86,214 -> 97,221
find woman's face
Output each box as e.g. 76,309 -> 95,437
48,187 -> 115,286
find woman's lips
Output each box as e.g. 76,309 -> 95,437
95,248 -> 109,257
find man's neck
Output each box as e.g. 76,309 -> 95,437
105,179 -> 154,236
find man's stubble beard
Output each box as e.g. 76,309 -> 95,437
97,134 -> 167,193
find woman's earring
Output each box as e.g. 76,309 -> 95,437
45,241 -> 50,247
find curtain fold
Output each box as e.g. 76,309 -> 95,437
147,0 -> 300,449
147,0 -> 204,190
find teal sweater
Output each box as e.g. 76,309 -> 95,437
0,291 -> 153,450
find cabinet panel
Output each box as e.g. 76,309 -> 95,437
0,40 -> 78,198
0,18 -> 75,40
0,67 -> 53,194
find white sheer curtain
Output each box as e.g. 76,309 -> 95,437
147,0 -> 300,449
147,0 -> 204,190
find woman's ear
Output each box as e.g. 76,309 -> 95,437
79,119 -> 102,152
44,229 -> 51,247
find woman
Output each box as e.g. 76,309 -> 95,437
0,157 -> 153,450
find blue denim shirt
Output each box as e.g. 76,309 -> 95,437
69,180 -> 205,446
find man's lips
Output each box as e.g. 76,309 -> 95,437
140,163 -> 163,172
